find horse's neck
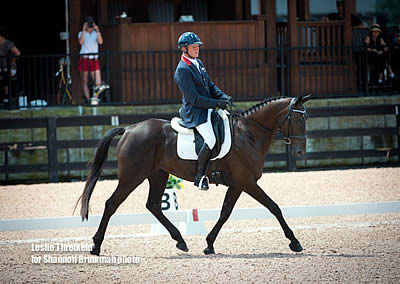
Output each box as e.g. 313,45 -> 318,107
248,99 -> 288,131
244,99 -> 289,151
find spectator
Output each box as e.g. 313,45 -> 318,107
78,16 -> 107,102
323,0 -> 364,29
0,27 -> 21,103
364,25 -> 395,84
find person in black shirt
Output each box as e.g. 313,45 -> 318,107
364,25 -> 395,84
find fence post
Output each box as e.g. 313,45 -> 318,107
286,144 -> 297,171
104,50 -> 111,102
280,44 -> 286,97
47,117 -> 58,182
396,105 -> 400,163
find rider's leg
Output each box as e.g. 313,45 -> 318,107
194,109 -> 216,190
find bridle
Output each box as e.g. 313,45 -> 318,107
230,98 -> 308,145
276,98 -> 308,145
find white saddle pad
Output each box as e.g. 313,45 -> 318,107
171,110 -> 232,160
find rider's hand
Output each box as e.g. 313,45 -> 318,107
216,100 -> 227,110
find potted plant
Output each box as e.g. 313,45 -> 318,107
166,174 -> 183,189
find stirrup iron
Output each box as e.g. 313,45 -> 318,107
198,175 -> 209,191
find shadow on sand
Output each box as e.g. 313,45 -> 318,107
160,251 -> 376,260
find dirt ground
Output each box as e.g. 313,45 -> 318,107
0,167 -> 399,283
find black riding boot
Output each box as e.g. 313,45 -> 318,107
194,143 -> 212,190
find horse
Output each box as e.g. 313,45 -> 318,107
78,94 -> 311,256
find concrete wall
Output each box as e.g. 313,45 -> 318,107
1,95 -> 399,183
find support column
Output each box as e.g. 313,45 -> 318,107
343,0 -> 352,47
98,0 -> 108,26
235,0 -> 243,20
69,0 -> 82,103
297,0 -> 310,21
350,0 -> 356,15
343,0 -> 354,94
264,0 -> 277,95
287,0 -> 298,96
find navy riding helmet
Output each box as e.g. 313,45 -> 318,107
177,32 -> 203,49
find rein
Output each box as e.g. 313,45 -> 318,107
230,103 -> 274,134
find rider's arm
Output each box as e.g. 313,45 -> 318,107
94,24 -> 103,45
208,80 -> 229,100
174,68 -> 219,109
78,23 -> 87,45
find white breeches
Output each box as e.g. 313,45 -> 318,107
195,109 -> 216,149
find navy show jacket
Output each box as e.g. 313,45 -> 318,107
174,55 -> 228,128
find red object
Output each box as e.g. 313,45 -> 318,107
78,58 -> 100,71
192,209 -> 199,222
181,55 -> 192,66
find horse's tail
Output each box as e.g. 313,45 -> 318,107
75,127 -> 126,221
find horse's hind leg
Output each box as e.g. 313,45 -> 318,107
204,186 -> 242,255
146,170 -> 188,252
244,182 -> 303,252
91,179 -> 144,256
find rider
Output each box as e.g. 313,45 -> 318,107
174,32 -> 232,190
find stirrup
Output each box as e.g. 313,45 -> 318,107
198,175 -> 209,191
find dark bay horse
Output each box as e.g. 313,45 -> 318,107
79,94 -> 311,256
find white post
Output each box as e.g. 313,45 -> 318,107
150,187 -> 185,235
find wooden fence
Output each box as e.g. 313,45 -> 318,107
0,104 -> 399,183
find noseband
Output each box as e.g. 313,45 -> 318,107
277,98 -> 308,145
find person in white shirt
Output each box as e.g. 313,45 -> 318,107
0,27 -> 21,103
78,16 -> 104,102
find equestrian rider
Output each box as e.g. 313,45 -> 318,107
174,32 -> 232,190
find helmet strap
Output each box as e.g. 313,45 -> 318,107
182,46 -> 195,59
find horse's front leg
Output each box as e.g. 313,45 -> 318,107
244,182 -> 303,252
204,186 -> 242,255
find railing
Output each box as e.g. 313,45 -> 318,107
1,46 -> 399,109
297,21 -> 345,60
108,48 -> 271,104
0,105 -> 399,183
289,46 -> 356,97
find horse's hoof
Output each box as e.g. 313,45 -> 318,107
203,247 -> 215,255
289,241 -> 303,252
176,242 -> 188,252
90,247 -> 100,256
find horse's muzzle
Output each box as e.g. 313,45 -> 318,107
293,149 -> 305,158
291,143 -> 306,158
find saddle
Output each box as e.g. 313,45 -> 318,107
171,109 -> 232,161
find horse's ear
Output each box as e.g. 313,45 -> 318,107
302,92 -> 312,104
295,92 -> 312,106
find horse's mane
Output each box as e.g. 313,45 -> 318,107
235,96 -> 288,118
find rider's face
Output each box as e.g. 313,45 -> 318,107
187,44 -> 200,58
